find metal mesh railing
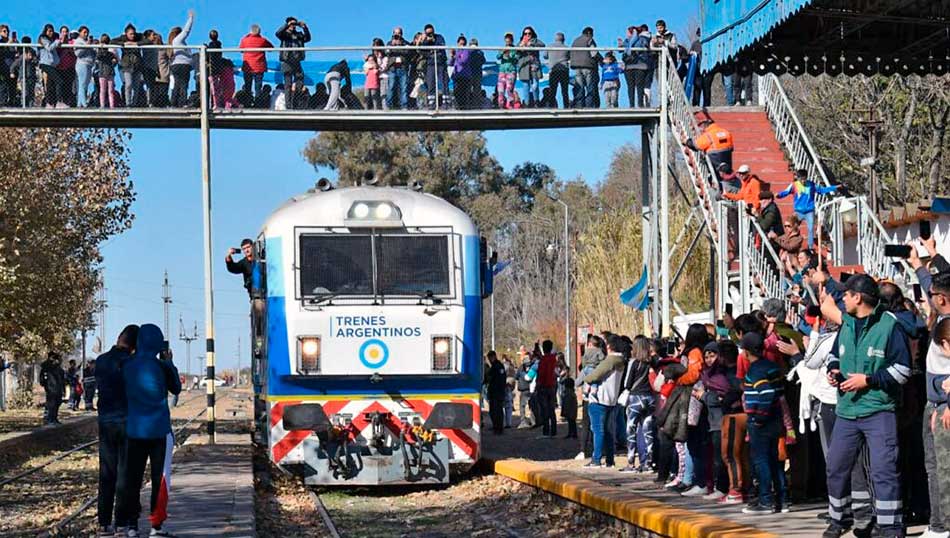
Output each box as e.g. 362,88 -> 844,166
0,42 -> 663,113
738,201 -> 788,311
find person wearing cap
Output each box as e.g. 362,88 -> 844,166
756,190 -> 784,240
822,274 -> 911,538
685,115 -> 734,182
723,164 -> 764,211
776,169 -> 840,248
739,332 -> 785,514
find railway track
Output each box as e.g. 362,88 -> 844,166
308,490 -> 342,538
0,390 -> 229,538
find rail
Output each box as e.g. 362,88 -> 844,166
664,49 -> 721,254
738,201 -> 788,311
855,196 -> 916,284
759,73 -> 831,187
0,42 -> 662,116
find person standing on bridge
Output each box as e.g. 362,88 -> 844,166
621,24 -> 654,108
496,32 -> 517,109
39,351 -> 65,425
37,24 -> 66,108
118,324 -> 182,538
238,24 -> 273,101
112,23 -> 148,108
73,26 -> 96,108
569,27 -> 598,109
516,26 -> 544,107
0,25 -> 16,106
421,24 -> 448,109
544,32 -> 570,108
95,325 -> 137,537
385,27 -> 409,110
275,17 -> 310,111
168,10 -> 195,109
822,275 -> 910,538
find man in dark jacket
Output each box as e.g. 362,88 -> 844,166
95,325 -> 138,536
756,191 -> 784,239
117,324 -> 181,538
386,27 -> 410,110
39,352 -> 65,424
275,17 -> 311,110
570,27 -> 598,108
82,359 -> 96,410
486,351 -> 507,434
421,24 -> 447,109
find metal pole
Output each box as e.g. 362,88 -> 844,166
490,293 -> 496,351
640,125 -> 653,334
198,46 -> 217,444
560,200 -> 570,371
433,50 -> 440,112
20,47 -> 26,108
659,47 -> 671,337
236,336 -> 241,386
162,271 -> 172,348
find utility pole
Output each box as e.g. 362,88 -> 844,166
853,108 -> 883,213
162,271 -> 173,349
236,336 -> 241,386
179,316 -> 198,386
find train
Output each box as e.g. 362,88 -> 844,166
250,178 -> 493,485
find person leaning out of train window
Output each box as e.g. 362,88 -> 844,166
226,238 -> 258,299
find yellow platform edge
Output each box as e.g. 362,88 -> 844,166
491,458 -> 779,538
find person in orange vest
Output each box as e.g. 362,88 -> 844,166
685,117 -> 734,182
723,165 -> 764,211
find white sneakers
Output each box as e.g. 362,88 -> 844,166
921,529 -> 950,538
574,451 -> 586,461
703,490 -> 725,501
681,485 -> 708,497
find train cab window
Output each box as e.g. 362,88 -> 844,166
375,235 -> 450,296
299,235 -> 374,296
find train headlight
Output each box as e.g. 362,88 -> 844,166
345,201 -> 403,227
352,203 -> 370,219
432,336 -> 453,372
297,336 -> 321,373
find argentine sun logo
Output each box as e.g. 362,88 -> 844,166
359,339 -> 389,369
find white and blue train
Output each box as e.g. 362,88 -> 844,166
250,179 -> 494,485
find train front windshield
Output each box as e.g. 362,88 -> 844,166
299,233 -> 451,297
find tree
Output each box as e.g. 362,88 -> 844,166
302,132 -> 505,205
0,128 -> 134,369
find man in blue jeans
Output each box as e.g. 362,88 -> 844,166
579,334 -> 626,467
740,332 -> 785,515
569,27 -> 598,108
386,27 -> 410,110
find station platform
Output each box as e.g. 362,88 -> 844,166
483,419 -> 828,538
132,433 -> 254,538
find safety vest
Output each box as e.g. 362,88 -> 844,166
695,122 -> 734,153
836,306 -> 900,419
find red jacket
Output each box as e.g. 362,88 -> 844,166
239,34 -> 273,74
537,353 -> 557,388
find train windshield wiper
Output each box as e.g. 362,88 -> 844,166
307,291 -> 339,305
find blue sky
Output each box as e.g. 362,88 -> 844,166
5,0 -> 697,374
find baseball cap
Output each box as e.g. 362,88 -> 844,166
737,164 -> 751,174
738,332 -> 764,355
703,342 -> 720,354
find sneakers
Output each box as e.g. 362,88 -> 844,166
96,526 -> 114,537
741,504 -> 777,515
703,490 -> 725,501
718,493 -> 744,505
670,482 -> 692,493
618,465 -> 639,473
126,529 -> 140,538
921,529 -> 950,538
681,485 -> 708,497
573,451 -> 586,461
583,461 -> 604,468
663,478 -> 681,489
779,501 -> 791,514
149,528 -> 177,538
821,525 -> 847,538
852,525 -> 873,538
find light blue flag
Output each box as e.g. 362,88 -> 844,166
492,260 -> 512,276
619,266 -> 650,310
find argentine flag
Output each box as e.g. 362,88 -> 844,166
620,266 -> 650,310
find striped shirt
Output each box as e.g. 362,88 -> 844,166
742,359 -> 784,423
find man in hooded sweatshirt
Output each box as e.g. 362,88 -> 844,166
117,324 -> 181,538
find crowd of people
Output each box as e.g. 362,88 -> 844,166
0,15 -> 759,112
485,229 -> 950,538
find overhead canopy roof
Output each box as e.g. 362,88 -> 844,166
701,0 -> 950,76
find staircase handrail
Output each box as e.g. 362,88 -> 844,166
665,52 -> 721,251
856,196 -> 916,284
759,73 -> 831,188
746,207 -> 789,304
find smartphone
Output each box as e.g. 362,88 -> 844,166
665,340 -> 677,357
716,319 -> 725,329
725,303 -> 733,317
806,305 -> 821,318
920,220 -> 932,241
913,283 -> 922,302
834,371 -> 847,385
884,244 -> 911,258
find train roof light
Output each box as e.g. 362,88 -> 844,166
345,201 -> 403,228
